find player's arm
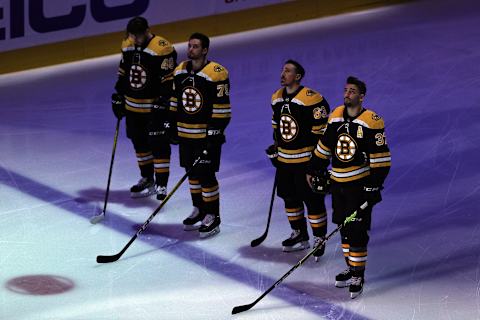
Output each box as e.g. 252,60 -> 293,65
306,123 -> 332,191
364,115 -> 391,204
266,101 -> 280,167
310,124 -> 332,170
166,78 -> 179,144
114,45 -> 128,95
112,47 -> 127,119
207,76 -> 231,145
156,48 -> 177,100
310,96 -> 330,144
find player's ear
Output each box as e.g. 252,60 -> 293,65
359,94 -> 365,102
202,47 -> 208,55
295,74 -> 301,81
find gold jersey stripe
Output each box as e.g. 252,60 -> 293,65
370,152 -> 391,158
177,122 -> 208,129
125,105 -> 151,113
212,113 -> 231,119
213,104 -> 231,109
370,162 -> 391,168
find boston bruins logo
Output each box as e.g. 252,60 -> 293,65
129,64 -> 147,90
182,87 -> 203,114
336,134 -> 357,162
280,114 -> 298,141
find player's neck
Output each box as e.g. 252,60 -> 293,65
346,105 -> 362,118
191,57 -> 207,72
285,83 -> 300,95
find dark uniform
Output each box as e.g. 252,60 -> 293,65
170,60 -> 231,220
311,105 -> 391,274
271,86 -> 330,247
115,35 -> 177,188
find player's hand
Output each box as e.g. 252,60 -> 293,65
306,173 -> 313,189
265,144 -> 278,168
363,186 -> 382,206
310,169 -> 331,194
111,93 -> 125,119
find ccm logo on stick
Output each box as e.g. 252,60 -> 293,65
0,0 -> 149,40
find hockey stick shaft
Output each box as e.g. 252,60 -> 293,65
232,201 -> 368,314
97,154 -> 204,263
251,175 -> 277,247
102,118 -> 121,214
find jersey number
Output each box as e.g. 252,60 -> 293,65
217,84 -> 229,97
375,133 -> 387,146
161,57 -> 175,70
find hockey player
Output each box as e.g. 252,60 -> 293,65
308,76 -> 391,298
267,60 -> 330,259
112,17 -> 177,200
170,33 -> 231,238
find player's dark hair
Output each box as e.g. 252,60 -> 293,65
127,16 -> 149,35
189,32 -> 210,49
346,76 -> 367,95
285,59 -> 305,81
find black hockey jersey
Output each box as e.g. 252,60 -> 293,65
115,35 -> 177,113
170,60 -> 231,142
271,86 -> 330,167
312,105 -> 391,186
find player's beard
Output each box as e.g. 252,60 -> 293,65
344,98 -> 352,108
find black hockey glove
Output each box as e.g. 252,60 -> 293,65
265,144 -> 278,168
310,169 -> 331,194
363,186 -> 383,206
205,128 -> 225,150
111,93 -> 125,119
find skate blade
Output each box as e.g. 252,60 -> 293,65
90,214 -> 105,224
282,241 -> 310,252
350,289 -> 363,299
335,280 -> 350,288
183,223 -> 201,231
199,226 -> 220,239
315,256 -> 320,262
130,189 -> 156,198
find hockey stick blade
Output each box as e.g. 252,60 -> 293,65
250,233 -> 267,247
97,253 -> 121,263
232,303 -> 255,315
90,212 -> 105,224
250,177 -> 277,248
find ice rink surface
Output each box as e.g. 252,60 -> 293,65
1,0 -> 479,319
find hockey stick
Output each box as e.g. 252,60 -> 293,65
250,175 -> 277,247
232,201 -> 368,315
97,153 -> 205,263
90,118 -> 121,224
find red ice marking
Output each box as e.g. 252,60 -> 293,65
5,275 -> 75,295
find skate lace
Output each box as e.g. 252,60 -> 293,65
202,214 -> 215,226
313,236 -> 323,247
350,276 -> 362,286
340,268 -> 351,276
289,229 -> 301,239
187,207 -> 200,219
137,177 -> 149,186
155,185 -> 167,194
